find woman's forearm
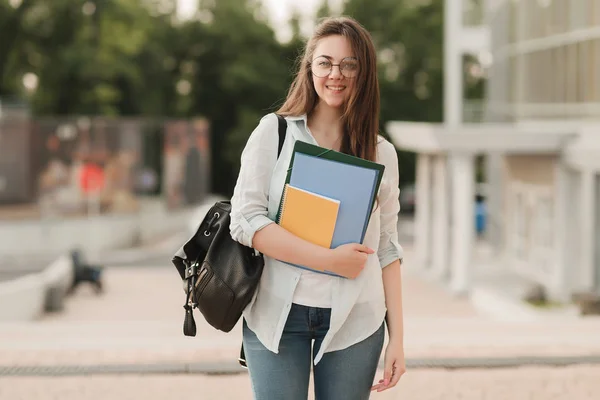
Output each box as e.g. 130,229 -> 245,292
382,259 -> 404,343
252,223 -> 333,272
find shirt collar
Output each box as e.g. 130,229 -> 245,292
284,113 -> 385,146
284,114 -> 307,122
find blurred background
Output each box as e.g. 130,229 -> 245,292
1,1 -> 599,399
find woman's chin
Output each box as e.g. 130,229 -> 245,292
322,99 -> 346,109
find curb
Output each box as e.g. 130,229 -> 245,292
91,196 -> 226,266
470,285 -> 580,321
0,196 -> 224,322
0,273 -> 46,321
2,354 -> 600,377
41,255 -> 74,312
0,254 -> 72,321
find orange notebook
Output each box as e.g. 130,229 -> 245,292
278,184 -> 340,249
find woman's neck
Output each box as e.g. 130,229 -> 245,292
307,102 -> 344,145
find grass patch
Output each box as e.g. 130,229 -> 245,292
525,300 -> 566,309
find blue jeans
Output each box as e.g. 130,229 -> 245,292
242,303 -> 385,400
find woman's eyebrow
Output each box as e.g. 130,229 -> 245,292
315,55 -> 358,60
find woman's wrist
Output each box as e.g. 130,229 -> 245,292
291,245 -> 334,273
387,333 -> 404,346
255,224 -> 337,272
319,248 -> 339,274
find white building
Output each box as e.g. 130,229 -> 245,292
387,0 -> 600,308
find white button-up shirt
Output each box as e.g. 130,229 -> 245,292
230,113 -> 403,364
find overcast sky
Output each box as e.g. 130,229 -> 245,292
177,0 -> 343,42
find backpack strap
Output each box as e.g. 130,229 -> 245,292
238,114 -> 287,368
275,114 -> 287,159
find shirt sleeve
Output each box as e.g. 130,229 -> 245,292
229,113 -> 279,248
377,139 -> 404,268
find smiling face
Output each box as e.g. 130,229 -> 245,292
311,35 -> 359,110
277,17 -> 380,162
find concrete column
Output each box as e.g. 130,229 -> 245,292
415,154 -> 432,270
484,153 -> 505,250
444,0 -> 463,126
563,168 -> 581,291
449,152 -> 475,294
579,170 -> 595,292
550,163 -> 570,302
431,154 -> 450,280
595,175 -> 600,291
514,0 -> 526,107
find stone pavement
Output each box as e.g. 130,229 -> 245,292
3,365 -> 600,400
1,244 -> 600,399
0,203 -> 40,221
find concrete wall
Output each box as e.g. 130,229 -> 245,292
0,199 -> 197,257
499,154 -> 557,253
0,273 -> 46,321
0,254 -> 73,321
500,154 -> 561,293
503,155 -> 557,187
0,198 -> 212,322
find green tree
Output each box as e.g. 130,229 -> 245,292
0,0 -> 36,97
2,0 -> 456,193
0,0 -> 302,195
316,0 -> 333,20
27,0 -> 162,115
179,0 -> 299,195
0,0 -> 180,116
342,0 -> 446,185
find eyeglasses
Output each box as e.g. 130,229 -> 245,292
311,56 -> 359,78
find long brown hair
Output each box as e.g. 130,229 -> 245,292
277,17 -> 380,162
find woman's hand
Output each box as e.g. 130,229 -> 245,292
328,243 -> 374,279
371,338 -> 406,392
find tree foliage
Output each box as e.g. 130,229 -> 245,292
341,0 -> 446,185
0,0 -> 468,194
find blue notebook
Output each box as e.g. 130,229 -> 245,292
289,152 -> 380,248
277,140 -> 385,251
276,141 -> 385,276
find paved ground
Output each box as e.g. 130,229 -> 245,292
2,365 -> 600,400
1,241 -> 600,399
0,203 -> 41,221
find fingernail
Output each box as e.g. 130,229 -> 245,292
384,379 -> 389,385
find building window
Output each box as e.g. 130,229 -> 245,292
566,44 -> 578,104
578,41 -> 587,103
584,40 -> 595,102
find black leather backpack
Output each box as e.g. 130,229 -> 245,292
172,114 -> 287,362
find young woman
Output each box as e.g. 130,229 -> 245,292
230,16 -> 406,400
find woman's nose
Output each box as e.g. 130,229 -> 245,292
329,65 -> 343,79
